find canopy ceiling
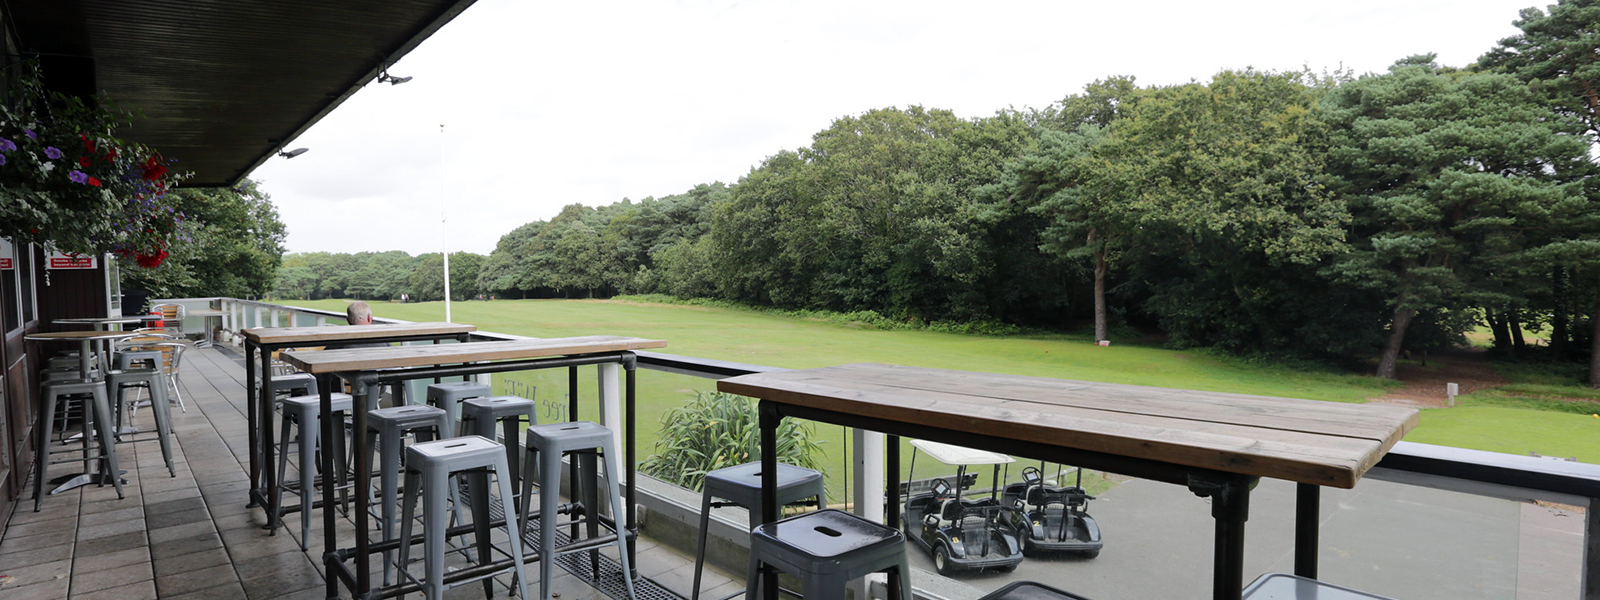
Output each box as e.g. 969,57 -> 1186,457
4,0 -> 478,187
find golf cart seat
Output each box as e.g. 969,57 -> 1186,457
1026,483 -> 1089,509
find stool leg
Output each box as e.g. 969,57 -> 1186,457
493,455 -> 533,600
579,451 -> 600,574
539,445 -> 562,600
398,467 -> 420,600
895,558 -> 913,600
691,491 -> 713,600
743,554 -> 761,600
149,377 -> 176,477
33,390 -> 59,511
424,467 -> 449,600
274,414 -> 293,533
518,445 -> 537,543
299,411 -> 320,551
88,386 -> 125,499
501,417 -> 521,494
379,427 -> 401,585
601,443 -> 637,599
467,467 -> 495,599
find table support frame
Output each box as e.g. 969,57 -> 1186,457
758,400 -> 1266,600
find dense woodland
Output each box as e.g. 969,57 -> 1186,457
274,2 -> 1600,382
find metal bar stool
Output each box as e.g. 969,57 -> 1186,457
425,381 -> 490,436
518,421 -> 637,600
367,404 -> 462,585
396,435 -> 532,600
274,392 -> 354,549
978,581 -> 1095,599
265,371 -> 318,399
692,461 -> 825,600
460,395 -> 537,495
34,379 -> 124,511
105,368 -> 177,477
747,508 -> 911,600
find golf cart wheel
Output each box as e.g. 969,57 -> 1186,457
1080,548 -> 1100,559
934,546 -> 957,576
1020,536 -> 1038,557
996,562 -> 1018,573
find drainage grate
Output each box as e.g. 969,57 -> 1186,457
484,491 -> 686,600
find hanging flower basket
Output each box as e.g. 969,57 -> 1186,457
0,60 -> 191,265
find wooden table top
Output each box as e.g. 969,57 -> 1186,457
26,331 -> 140,341
718,363 -> 1418,489
281,336 -> 668,374
241,322 -> 476,344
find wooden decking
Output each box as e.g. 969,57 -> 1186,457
0,346 -> 724,600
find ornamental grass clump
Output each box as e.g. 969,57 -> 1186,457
0,60 -> 189,265
640,391 -> 826,495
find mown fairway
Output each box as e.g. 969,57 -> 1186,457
279,298 -> 1600,494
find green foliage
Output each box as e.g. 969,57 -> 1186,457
615,294 -> 1030,336
638,391 -> 825,494
121,180 -> 286,298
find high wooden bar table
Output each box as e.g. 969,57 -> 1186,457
720,363 -> 1420,600
281,335 -> 667,600
241,322 -> 477,526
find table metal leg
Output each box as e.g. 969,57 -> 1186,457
352,376 -> 372,597
758,400 -> 780,600
1295,483 -> 1319,579
318,374 -> 340,600
247,342 -> 260,507
262,348 -> 279,529
1191,473 -> 1255,600
624,357 -> 638,579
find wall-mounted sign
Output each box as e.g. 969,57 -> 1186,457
0,238 -> 13,270
46,251 -> 96,270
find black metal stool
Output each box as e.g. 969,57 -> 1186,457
978,581 -> 1096,599
747,508 -> 911,600
692,461 -> 825,600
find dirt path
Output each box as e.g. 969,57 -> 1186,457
1372,349 -> 1507,407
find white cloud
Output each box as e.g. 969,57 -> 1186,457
251,0 -> 1534,255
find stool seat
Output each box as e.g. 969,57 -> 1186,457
369,404 -> 448,429
409,434 -> 502,464
461,395 -> 536,422
748,509 -> 910,600
280,392 -> 354,413
264,372 -> 317,398
116,349 -> 163,371
526,420 -> 613,448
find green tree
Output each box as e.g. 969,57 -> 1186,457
1322,57 -> 1590,378
121,180 -> 287,299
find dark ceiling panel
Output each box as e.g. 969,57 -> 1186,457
5,0 -> 478,187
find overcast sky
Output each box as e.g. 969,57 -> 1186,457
250,0 -> 1541,256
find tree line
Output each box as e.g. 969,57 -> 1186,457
276,2 -> 1600,382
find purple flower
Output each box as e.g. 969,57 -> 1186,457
44,146 -> 63,160
68,170 -> 87,184
24,129 -> 36,139
0,155 -> 7,166
0,138 -> 15,152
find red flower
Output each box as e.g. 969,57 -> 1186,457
135,248 -> 168,268
78,156 -> 91,168
86,177 -> 101,187
142,156 -> 168,181
80,134 -> 95,152
105,147 -> 118,162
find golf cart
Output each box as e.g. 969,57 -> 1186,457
1000,462 -> 1103,558
903,440 -> 1025,576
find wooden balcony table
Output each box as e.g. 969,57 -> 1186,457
280,334 -> 666,600
240,322 -> 477,525
720,363 -> 1419,600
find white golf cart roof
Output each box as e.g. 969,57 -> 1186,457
911,439 -> 1015,466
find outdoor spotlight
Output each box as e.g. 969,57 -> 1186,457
278,148 -> 309,159
377,72 -> 413,85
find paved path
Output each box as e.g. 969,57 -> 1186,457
906,475 -> 1580,600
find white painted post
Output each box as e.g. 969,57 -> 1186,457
852,428 -> 886,599
270,310 -> 280,328
596,363 -> 623,451
316,316 -> 326,327
1447,382 -> 1459,408
254,307 -> 264,329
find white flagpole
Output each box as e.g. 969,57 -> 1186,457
440,123 -> 452,323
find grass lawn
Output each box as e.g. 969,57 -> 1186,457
276,297 -> 1597,498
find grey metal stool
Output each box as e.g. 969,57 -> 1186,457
274,392 -> 354,549
34,379 -> 124,511
461,396 -> 537,494
104,368 -> 177,477
115,349 -> 163,370
49,354 -> 94,369
396,435 -> 532,600
978,582 -> 1095,599
1242,573 -> 1398,599
692,461 -> 825,600
518,421 -> 637,600
41,367 -> 100,382
367,404 -> 461,584
265,372 -> 318,399
425,381 -> 490,435
746,508 -> 911,600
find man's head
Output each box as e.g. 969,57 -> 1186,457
347,301 -> 373,325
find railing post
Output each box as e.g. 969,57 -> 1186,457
596,363 -> 623,457
851,427 -> 885,599
270,309 -> 280,328
316,316 -> 326,327
254,306 -> 264,329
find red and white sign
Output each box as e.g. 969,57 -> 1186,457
46,251 -> 97,270
0,238 -> 13,270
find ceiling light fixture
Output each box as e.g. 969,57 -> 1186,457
377,67 -> 412,85
278,148 -> 309,159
